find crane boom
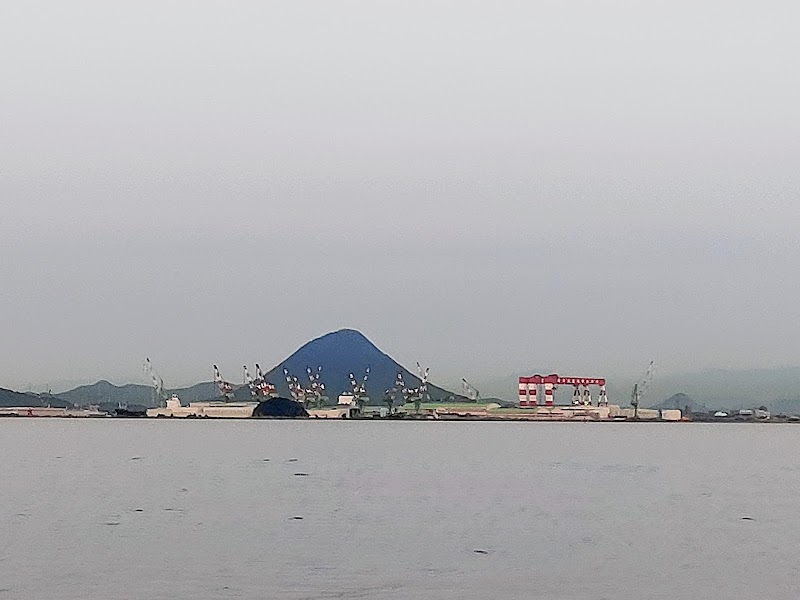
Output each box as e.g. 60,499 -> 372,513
461,378 -> 481,401
144,358 -> 167,406
631,360 -> 655,418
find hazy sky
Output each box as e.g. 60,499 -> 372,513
2,1 -> 799,393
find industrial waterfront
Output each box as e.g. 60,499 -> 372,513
0,333 -> 793,422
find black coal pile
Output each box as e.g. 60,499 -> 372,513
252,397 -> 309,418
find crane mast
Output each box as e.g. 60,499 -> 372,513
252,363 -> 277,398
405,363 -> 431,413
383,372 -> 410,415
631,360 -> 655,418
213,365 -> 234,401
349,366 -> 370,412
243,364 -> 276,399
144,358 -> 167,407
306,366 -> 327,409
461,378 -> 481,402
284,368 -> 306,404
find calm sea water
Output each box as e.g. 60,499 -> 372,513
1,420 -> 799,599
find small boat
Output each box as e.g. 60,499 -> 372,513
113,405 -> 147,418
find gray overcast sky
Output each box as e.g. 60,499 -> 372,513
1,0 -> 799,393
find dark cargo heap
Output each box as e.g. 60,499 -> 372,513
252,397 -> 309,418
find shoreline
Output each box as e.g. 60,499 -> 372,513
0,413 -> 789,423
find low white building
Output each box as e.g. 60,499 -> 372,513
660,409 -> 682,421
147,395 -> 257,418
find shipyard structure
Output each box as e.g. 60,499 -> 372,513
518,374 -> 608,407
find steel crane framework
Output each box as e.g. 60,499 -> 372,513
518,374 -> 608,407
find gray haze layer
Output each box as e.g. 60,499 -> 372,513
2,420 -> 799,599
1,1 -> 799,392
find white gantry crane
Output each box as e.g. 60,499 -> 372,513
383,372 -> 410,415
306,366 -> 328,408
348,366 -> 370,411
406,362 -> 431,413
213,365 -> 234,401
253,364 -> 277,398
243,364 -> 277,400
283,368 -> 306,404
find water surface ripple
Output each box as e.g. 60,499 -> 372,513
1,420 -> 798,599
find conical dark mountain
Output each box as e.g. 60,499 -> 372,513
53,329 -> 459,407
262,329 -> 458,403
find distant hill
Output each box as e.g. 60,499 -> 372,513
57,380 -> 155,407
649,393 -> 710,414
262,329 -> 460,403
648,367 -> 800,410
169,382 -> 226,403
0,387 -> 42,407
54,329 -> 460,407
56,379 -> 227,408
0,388 -> 72,408
770,398 -> 800,416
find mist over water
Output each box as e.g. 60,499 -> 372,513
2,420 -> 798,599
